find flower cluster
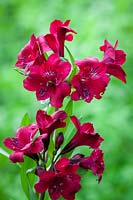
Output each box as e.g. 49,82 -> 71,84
4,110 -> 104,199
15,20 -> 126,108
4,19 -> 126,200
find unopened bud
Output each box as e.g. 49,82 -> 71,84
35,166 -> 44,176
70,153 -> 84,164
55,132 -> 64,149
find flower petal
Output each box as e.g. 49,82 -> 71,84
50,82 -> 70,108
9,151 -> 24,163
107,64 -> 126,83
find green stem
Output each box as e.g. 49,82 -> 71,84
40,192 -> 45,200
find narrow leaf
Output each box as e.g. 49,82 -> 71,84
65,45 -> 78,82
0,147 -> 9,158
20,157 -> 36,200
20,113 -> 31,127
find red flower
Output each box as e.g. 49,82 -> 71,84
36,109 -> 67,149
36,110 -> 67,135
80,149 -> 104,183
23,53 -> 71,108
42,19 -> 77,57
71,57 -> 110,103
100,40 -> 126,83
61,116 -> 103,154
15,34 -> 46,74
3,124 -> 47,163
35,158 -> 81,200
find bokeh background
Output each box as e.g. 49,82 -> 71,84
0,0 -> 133,199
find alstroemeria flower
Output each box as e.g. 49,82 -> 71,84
15,34 -> 46,74
35,157 -> 81,200
23,53 -> 71,108
36,110 -> 67,135
100,40 -> 126,83
36,109 -> 67,149
80,149 -> 104,183
41,19 -> 77,57
71,57 -> 110,103
3,124 -> 47,163
61,116 -> 103,154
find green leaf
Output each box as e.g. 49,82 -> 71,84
20,156 -> 37,200
47,135 -> 55,165
20,113 -> 31,127
14,68 -> 25,75
47,105 -> 55,115
0,147 -> 9,158
64,99 -> 73,133
65,45 -> 78,82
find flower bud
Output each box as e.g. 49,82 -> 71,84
55,132 -> 64,149
35,166 -> 44,176
70,153 -> 84,164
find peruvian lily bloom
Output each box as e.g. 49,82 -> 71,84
23,53 -> 71,108
61,116 -> 103,154
36,109 -> 67,135
36,109 -> 67,149
80,149 -> 104,183
3,124 -> 47,163
71,57 -> 110,103
15,34 -> 46,74
41,19 -> 77,57
100,40 -> 126,83
35,157 -> 81,200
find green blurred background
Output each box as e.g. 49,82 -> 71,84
0,0 -> 133,199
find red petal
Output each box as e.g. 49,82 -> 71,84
38,35 -> 51,52
115,50 -> 126,65
63,19 -> 71,26
55,157 -> 70,171
35,171 -> 54,193
4,138 -> 20,150
52,110 -> 67,121
50,82 -> 70,108
10,152 -> 24,163
50,20 -> 63,34
45,34 -> 58,53
65,34 -> 73,41
23,77 -> 41,91
70,116 -> 80,130
107,64 -> 126,83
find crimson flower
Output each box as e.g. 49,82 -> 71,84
23,53 -> 71,108
100,40 -> 126,83
3,124 -> 47,163
36,109 -> 67,149
41,19 -> 77,57
36,110 -> 67,135
35,157 -> 81,200
71,57 -> 110,103
80,149 -> 104,183
15,34 -> 46,74
61,116 -> 103,154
